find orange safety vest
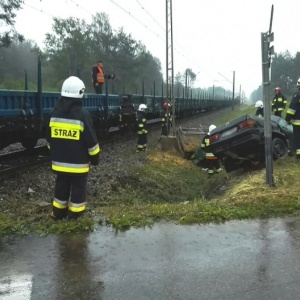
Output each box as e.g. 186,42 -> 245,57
95,66 -> 104,83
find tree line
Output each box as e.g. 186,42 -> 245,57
0,0 -> 232,98
250,51 -> 300,103
2,1 -> 298,100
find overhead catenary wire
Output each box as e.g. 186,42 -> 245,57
20,0 -> 217,84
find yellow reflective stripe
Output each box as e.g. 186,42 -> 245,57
292,121 -> 300,125
69,202 -> 86,212
49,122 -> 83,131
51,127 -> 80,140
52,161 -> 89,173
50,118 -> 84,131
138,124 -> 144,128
287,109 -> 296,115
206,153 -> 217,159
53,199 -> 68,209
89,144 -> 100,155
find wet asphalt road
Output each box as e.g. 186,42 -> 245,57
1,216 -> 300,300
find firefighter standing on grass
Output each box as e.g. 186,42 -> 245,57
285,78 -> 300,160
136,104 -> 148,152
272,87 -> 287,117
47,76 -> 100,220
201,124 -> 223,175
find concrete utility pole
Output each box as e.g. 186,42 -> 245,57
218,71 -> 235,110
166,0 -> 175,135
261,5 -> 274,186
232,71 -> 235,111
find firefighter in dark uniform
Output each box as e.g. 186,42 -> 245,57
161,101 -> 172,136
91,60 -> 116,94
136,104 -> 148,152
285,78 -> 300,160
47,76 -> 100,220
201,124 -> 223,175
272,87 -> 287,117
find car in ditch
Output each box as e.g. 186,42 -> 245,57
207,114 -> 294,172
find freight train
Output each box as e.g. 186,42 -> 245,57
0,89 -> 236,151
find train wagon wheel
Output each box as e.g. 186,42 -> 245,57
21,138 -> 38,151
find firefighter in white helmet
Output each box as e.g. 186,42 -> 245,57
46,76 -> 100,220
201,124 -> 223,175
255,100 -> 264,117
136,104 -> 148,152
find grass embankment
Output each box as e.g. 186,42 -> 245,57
94,152 -> 300,229
1,104 -> 300,236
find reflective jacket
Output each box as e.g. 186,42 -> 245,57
255,107 -> 264,118
136,110 -> 147,135
92,65 -> 104,84
161,111 -> 172,127
286,89 -> 300,126
47,97 -> 100,174
201,133 -> 218,160
272,93 -> 287,112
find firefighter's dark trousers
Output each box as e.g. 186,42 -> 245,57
137,133 -> 147,151
293,125 -> 300,158
52,173 -> 88,219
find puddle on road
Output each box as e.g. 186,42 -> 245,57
1,217 -> 300,299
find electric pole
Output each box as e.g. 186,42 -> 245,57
166,0 -> 175,135
261,5 -> 274,186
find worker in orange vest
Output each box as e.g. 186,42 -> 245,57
92,60 -> 116,94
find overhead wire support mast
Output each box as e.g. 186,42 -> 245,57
261,4 -> 274,187
166,0 -> 175,136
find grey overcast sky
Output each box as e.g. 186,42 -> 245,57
14,0 -> 300,98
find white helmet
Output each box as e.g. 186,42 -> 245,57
61,76 -> 85,98
255,100 -> 263,108
209,124 -> 216,133
138,104 -> 147,111
297,78 -> 300,88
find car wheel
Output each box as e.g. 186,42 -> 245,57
222,157 -> 237,172
272,137 -> 288,160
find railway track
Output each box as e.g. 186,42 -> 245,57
0,108 -> 226,177
0,146 -> 50,177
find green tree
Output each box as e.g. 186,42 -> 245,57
44,17 -> 92,90
271,51 -> 294,94
0,0 -> 24,47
